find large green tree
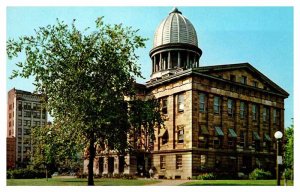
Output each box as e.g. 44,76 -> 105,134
7,17 -> 148,185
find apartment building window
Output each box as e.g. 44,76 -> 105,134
240,76 -> 247,84
240,101 -> 245,118
18,102 -> 22,110
9,113 -> 12,119
18,111 -> 22,117
42,110 -> 47,119
162,97 -> 168,114
9,121 -> 11,127
9,104 -> 12,110
18,120 -> 22,126
178,93 -> 184,112
199,93 -> 206,112
273,108 -> 279,124
24,111 -> 31,118
213,96 -> 221,114
252,104 -> 257,121
24,102 -> 31,110
176,155 -> 183,169
227,99 -> 234,115
263,107 -> 270,122
160,156 -> 166,170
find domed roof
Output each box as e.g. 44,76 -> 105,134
153,8 -> 198,48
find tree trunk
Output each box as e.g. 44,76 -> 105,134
88,133 -> 95,186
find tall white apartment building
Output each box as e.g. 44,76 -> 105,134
7,88 -> 47,167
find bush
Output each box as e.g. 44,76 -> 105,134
7,168 -> 50,179
249,168 -> 272,180
122,174 -> 135,180
197,173 -> 216,180
283,168 -> 293,180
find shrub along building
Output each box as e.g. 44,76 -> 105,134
84,8 -> 289,179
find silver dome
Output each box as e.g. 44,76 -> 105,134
153,8 -> 198,48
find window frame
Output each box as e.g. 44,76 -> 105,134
162,97 -> 168,114
176,155 -> 183,170
160,156 -> 166,170
213,96 -> 221,114
199,93 -> 206,112
227,99 -> 233,115
240,101 -> 245,119
178,93 -> 184,112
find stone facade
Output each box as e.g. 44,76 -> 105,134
84,8 -> 288,179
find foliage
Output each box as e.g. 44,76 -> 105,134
7,17 -> 148,185
31,123 -> 84,174
249,168 -> 272,180
196,173 -> 216,180
7,168 -> 49,179
284,121 -> 294,171
128,99 -> 163,151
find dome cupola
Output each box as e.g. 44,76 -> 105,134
150,7 -> 202,80
153,7 -> 198,48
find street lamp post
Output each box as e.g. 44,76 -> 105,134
274,131 -> 283,186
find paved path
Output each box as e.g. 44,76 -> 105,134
144,179 -> 191,186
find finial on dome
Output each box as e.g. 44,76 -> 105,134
170,7 -> 182,15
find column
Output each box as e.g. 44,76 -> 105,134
178,51 -> 181,68
152,57 -> 154,73
114,156 -> 119,175
160,53 -> 162,70
154,55 -> 157,72
168,51 -> 171,69
103,156 -> 108,174
186,52 -> 190,69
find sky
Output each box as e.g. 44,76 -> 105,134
6,6 -> 294,128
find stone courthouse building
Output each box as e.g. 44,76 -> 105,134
85,8 -> 289,179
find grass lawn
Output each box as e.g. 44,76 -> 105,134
181,179 -> 294,186
7,177 -> 160,186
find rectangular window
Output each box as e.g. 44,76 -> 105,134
253,81 -> 258,87
214,96 -> 220,114
230,75 -> 236,82
227,99 -> 233,115
162,97 -> 168,114
178,129 -> 184,143
241,76 -> 247,84
9,113 -> 12,119
18,111 -> 22,117
160,156 -> 166,170
199,93 -> 206,112
178,93 -> 184,112
263,107 -> 270,122
24,102 -> 31,110
18,120 -> 22,126
240,131 -> 246,148
176,155 -> 183,169
42,110 -> 47,119
273,108 -> 280,124
240,101 -> 245,118
252,104 -> 257,121
18,102 -> 22,110
24,111 -> 31,118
